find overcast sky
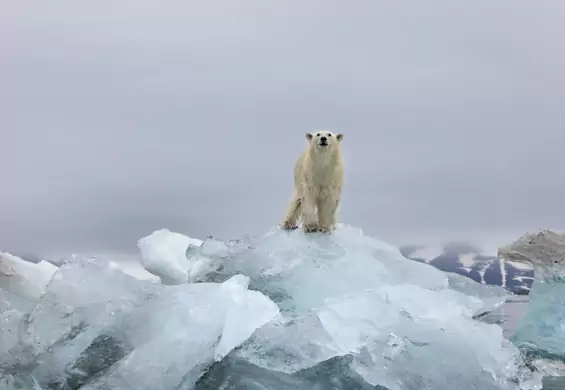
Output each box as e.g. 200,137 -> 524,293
1,0 -> 564,258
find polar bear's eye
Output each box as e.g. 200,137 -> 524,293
316,133 -> 320,137
327,134 -> 332,137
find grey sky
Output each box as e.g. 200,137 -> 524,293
1,0 -> 564,257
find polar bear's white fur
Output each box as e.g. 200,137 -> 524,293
281,130 -> 344,233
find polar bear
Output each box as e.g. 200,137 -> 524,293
281,130 -> 344,233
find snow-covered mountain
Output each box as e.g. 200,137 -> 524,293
399,243 -> 533,295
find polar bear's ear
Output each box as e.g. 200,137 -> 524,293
305,133 -> 313,141
336,133 -> 344,141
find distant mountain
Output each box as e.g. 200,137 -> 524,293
399,243 -> 533,295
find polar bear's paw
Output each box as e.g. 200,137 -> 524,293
303,223 -> 321,233
281,221 -> 299,230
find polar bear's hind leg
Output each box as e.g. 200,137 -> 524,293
281,192 -> 301,230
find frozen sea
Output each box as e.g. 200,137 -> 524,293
3,226 -> 562,390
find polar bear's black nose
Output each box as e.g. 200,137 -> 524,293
320,136 -> 327,142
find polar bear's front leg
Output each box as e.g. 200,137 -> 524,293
301,184 -> 319,233
317,190 -> 340,233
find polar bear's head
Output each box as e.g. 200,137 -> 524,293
306,131 -> 343,150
